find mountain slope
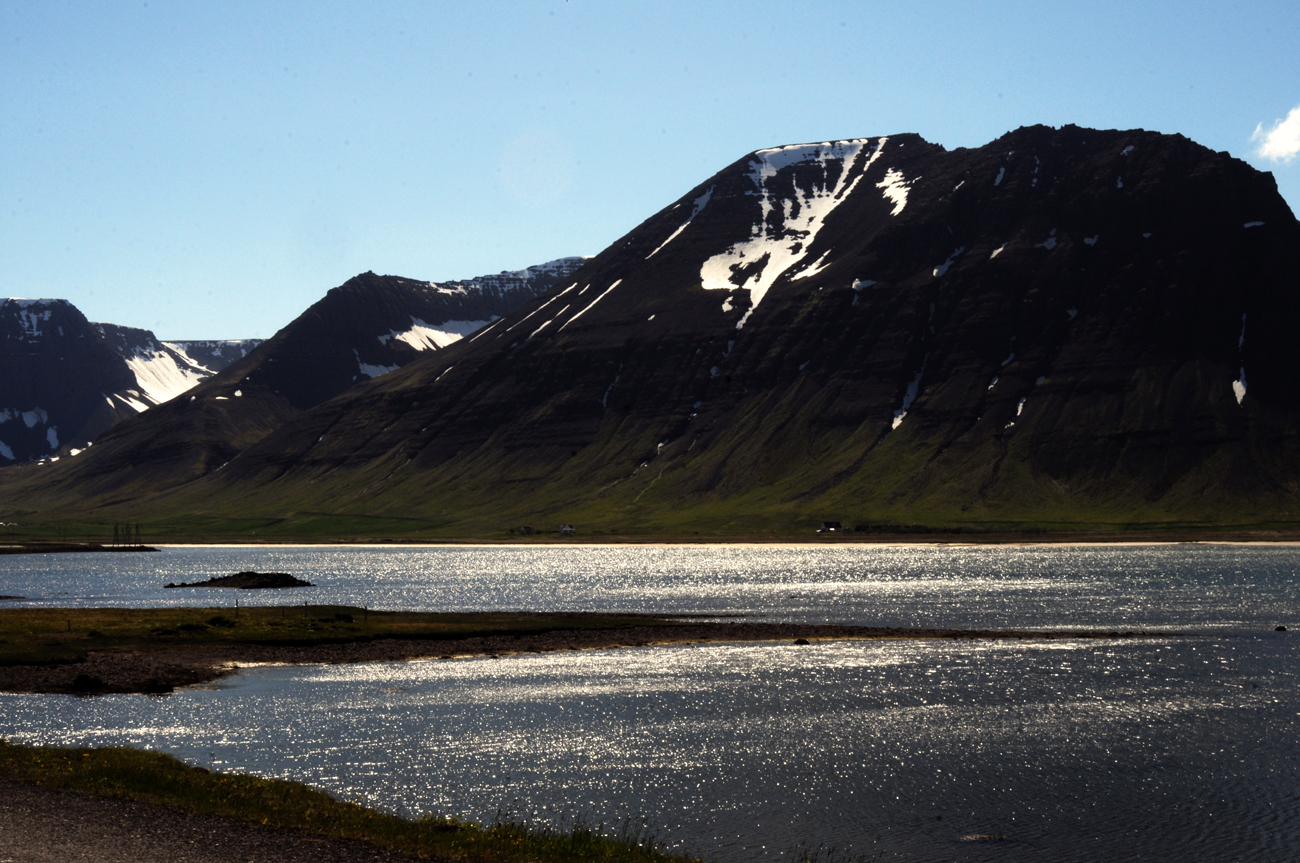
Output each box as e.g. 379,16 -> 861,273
94,324 -> 261,409
7,126 -> 1300,534
0,259 -> 586,503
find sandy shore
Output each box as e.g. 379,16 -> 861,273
0,622 -> 1175,696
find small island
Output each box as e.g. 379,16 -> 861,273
164,571 -> 313,590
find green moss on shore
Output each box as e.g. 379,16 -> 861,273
0,607 -> 680,669
0,740 -> 699,863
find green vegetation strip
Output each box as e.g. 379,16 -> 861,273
0,607 -> 681,668
0,740 -> 699,863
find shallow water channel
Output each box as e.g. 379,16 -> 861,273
2,544 -> 1298,862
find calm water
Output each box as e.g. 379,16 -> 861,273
2,544 -> 1298,862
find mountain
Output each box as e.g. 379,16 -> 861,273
5,126 -> 1299,536
0,299 -> 138,463
0,298 -> 261,464
0,258 -> 586,498
93,323 -> 262,409
160,339 -> 262,374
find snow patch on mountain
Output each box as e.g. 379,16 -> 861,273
700,138 -> 888,330
560,280 -> 622,332
2,298 -> 64,339
123,348 -> 211,405
379,317 -> 495,351
505,284 -> 581,335
875,168 -> 912,216
111,392 -> 151,413
353,348 -> 397,379
647,187 -> 713,259
794,250 -> 833,280
166,339 -> 261,371
932,247 -> 965,278
432,257 -> 591,297
892,355 -> 929,430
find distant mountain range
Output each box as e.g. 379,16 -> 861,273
0,298 -> 260,463
0,257 -> 585,488
3,126 -> 1298,536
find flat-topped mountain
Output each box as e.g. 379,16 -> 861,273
5,126 -> 1298,534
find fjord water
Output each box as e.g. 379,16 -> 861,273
2,544 -> 1298,862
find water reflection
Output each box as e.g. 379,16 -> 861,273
1,543 -> 1297,633
3,632 -> 1297,862
2,544 -> 1299,861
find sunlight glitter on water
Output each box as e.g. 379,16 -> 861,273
4,631 -> 1297,862
4,544 -> 1300,860
3,543 -> 1298,633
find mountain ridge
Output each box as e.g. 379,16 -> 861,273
4,126 -> 1298,536
0,258 -> 587,502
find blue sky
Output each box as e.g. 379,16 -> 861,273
3,1 -> 1298,339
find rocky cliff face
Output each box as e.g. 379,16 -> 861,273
7,127 -> 1299,531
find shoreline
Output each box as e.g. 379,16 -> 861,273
8,529 -> 1300,550
0,621 -> 1180,696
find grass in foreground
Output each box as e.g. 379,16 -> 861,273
0,607 -> 679,668
0,739 -> 699,863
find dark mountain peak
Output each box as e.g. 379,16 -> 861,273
201,125 -> 1300,532
7,126 -> 1298,533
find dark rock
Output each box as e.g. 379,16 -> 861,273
1276,625 -> 1287,631
794,638 -> 811,645
164,571 -> 312,590
69,673 -> 104,694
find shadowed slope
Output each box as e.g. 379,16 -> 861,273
7,126 -> 1300,534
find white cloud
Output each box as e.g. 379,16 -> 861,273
1253,105 -> 1300,163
